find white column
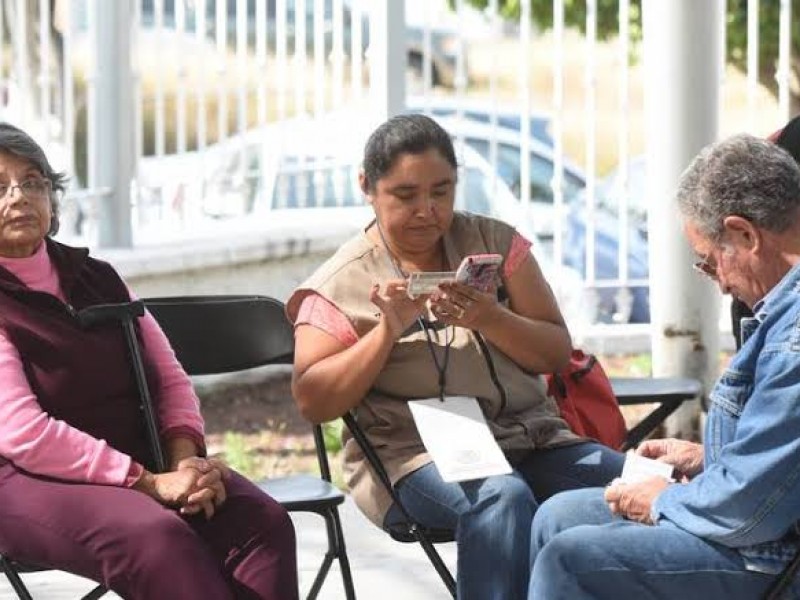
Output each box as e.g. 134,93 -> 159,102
369,0 -> 405,123
92,0 -> 134,247
643,0 -> 723,436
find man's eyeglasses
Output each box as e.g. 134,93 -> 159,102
692,254 -> 717,279
0,179 -> 51,202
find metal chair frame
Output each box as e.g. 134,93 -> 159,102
142,295 -> 356,600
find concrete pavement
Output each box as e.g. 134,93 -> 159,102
0,496 -> 457,599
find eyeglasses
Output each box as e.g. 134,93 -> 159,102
0,179 -> 51,202
692,254 -> 718,279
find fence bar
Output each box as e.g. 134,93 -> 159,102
216,0 -> 228,141
746,0 -> 759,132
350,0 -> 364,104
256,0 -> 267,125
518,0 -> 531,211
488,0 -> 500,206
617,0 -> 630,283
13,0 -> 29,124
92,0 -> 135,247
175,0 -> 187,155
154,0 -> 165,156
777,0 -> 791,121
368,0 -> 405,123
331,0 -> 345,108
61,0 -> 75,179
551,0 -> 565,272
37,0 -> 51,140
584,0 -> 597,285
313,0 -> 325,118
294,0 -> 308,116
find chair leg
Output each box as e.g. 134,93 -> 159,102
328,508 -> 356,600
411,526 -> 457,599
81,584 -> 108,600
0,557 -> 33,600
305,552 -> 334,600
305,508 -> 356,600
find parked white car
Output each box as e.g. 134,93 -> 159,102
137,113 -> 591,327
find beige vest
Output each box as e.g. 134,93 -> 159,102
287,212 -> 578,526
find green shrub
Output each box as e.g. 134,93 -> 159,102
322,418 -> 344,454
222,431 -> 258,478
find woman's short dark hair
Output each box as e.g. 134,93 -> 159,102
0,122 -> 68,235
361,114 -> 458,192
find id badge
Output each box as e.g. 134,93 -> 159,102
408,395 -> 512,483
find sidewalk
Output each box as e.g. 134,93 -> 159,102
0,497 -> 457,599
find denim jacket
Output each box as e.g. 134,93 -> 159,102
653,261 -> 800,574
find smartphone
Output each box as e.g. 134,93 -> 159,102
455,253 -> 503,292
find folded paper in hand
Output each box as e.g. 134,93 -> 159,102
407,271 -> 456,296
620,453 -> 675,483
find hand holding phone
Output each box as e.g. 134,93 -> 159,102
455,253 -> 503,292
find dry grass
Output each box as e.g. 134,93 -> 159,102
69,26 -> 785,167
465,30 -> 783,175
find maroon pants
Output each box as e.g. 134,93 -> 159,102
0,464 -> 298,600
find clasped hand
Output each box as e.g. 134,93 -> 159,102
147,457 -> 230,519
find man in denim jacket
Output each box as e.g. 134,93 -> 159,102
527,134 -> 800,599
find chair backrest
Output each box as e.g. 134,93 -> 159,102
143,295 -> 294,374
143,295 -> 338,476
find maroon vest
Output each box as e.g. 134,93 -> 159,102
0,239 -> 157,470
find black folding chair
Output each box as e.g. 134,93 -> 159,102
0,560 -> 108,600
343,372 -> 701,598
142,295 -> 355,600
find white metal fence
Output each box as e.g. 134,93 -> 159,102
0,0 -> 791,326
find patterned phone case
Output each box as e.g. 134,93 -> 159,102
455,254 -> 503,292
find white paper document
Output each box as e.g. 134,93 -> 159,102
408,396 -> 512,483
620,453 -> 675,484
406,271 -> 456,296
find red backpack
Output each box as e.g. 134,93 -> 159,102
545,349 -> 627,450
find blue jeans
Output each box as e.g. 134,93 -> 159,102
384,442 -> 623,600
529,487 -> 800,600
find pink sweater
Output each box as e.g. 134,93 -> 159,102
0,243 -> 205,486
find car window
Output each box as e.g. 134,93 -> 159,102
459,166 -> 492,217
465,138 -> 583,205
272,162 -> 360,209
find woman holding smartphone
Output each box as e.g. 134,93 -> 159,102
286,114 -> 623,600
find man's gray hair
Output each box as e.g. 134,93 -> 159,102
0,122 -> 67,236
676,133 -> 800,241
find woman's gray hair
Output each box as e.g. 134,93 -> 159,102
676,133 -> 800,241
0,122 -> 68,236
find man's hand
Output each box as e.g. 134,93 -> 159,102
637,438 -> 704,481
604,476 -> 671,524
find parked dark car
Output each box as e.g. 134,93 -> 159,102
430,113 -> 650,323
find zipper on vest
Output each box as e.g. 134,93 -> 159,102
64,303 -> 76,317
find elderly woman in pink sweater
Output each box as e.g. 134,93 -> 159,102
0,123 -> 297,599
